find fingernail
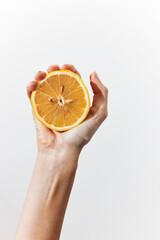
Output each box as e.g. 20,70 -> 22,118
34,71 -> 41,77
94,71 -> 98,76
90,71 -> 97,80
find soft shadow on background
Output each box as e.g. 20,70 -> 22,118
0,0 -> 160,239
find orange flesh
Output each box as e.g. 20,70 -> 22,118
34,74 -> 87,128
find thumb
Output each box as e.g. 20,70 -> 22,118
90,72 -> 105,94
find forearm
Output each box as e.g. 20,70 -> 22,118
15,149 -> 79,240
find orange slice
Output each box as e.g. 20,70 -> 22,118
31,70 -> 90,131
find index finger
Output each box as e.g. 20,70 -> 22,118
61,64 -> 81,77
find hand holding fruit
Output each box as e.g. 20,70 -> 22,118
27,64 -> 108,161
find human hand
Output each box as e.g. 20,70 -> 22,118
27,64 -> 108,162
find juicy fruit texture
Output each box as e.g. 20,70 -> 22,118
31,70 -> 90,131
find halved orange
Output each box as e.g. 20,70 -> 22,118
31,70 -> 90,131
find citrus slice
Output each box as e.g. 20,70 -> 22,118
31,70 -> 90,131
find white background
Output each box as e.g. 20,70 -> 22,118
0,0 -> 160,239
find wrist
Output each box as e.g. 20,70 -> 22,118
36,145 -> 81,176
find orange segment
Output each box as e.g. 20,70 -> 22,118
31,70 -> 90,131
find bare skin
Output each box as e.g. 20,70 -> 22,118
14,64 -> 108,240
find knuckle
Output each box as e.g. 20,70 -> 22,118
99,107 -> 108,120
37,135 -> 55,149
103,110 -> 108,119
35,71 -> 41,77
104,87 -> 108,95
82,134 -> 90,146
70,64 -> 76,71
